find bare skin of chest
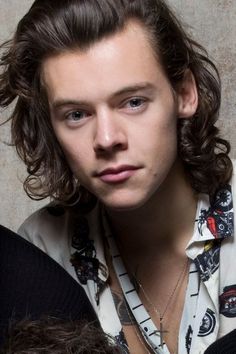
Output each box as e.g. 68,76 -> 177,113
108,256 -> 189,354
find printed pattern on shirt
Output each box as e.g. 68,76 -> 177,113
70,215 -> 106,303
194,240 -> 220,282
41,183 -> 234,354
220,285 -> 236,318
197,185 -> 234,239
198,309 -> 216,337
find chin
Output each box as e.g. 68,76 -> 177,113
104,203 -> 140,212
100,192 -> 150,213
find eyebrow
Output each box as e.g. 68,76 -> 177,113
111,82 -> 156,97
51,82 -> 155,110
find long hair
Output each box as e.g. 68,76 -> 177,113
0,0 -> 232,201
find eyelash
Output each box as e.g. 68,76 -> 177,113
120,97 -> 148,112
65,110 -> 90,122
63,96 -> 148,124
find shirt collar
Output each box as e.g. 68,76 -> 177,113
186,184 -> 234,259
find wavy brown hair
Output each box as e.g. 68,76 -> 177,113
0,0 -> 232,202
2,317 -> 121,353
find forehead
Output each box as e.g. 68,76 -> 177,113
42,20 -> 167,102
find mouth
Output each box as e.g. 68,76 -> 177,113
95,165 -> 140,184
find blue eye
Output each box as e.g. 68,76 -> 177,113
128,98 -> 143,108
67,110 -> 89,121
122,97 -> 147,113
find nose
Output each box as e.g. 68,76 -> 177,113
93,110 -> 128,155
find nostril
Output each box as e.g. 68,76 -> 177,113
93,131 -> 128,154
94,141 -> 125,154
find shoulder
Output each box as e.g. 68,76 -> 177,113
18,203 -> 72,261
17,201 -> 101,265
19,203 -> 68,229
18,203 -> 69,240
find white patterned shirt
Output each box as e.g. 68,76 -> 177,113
18,163 -> 236,354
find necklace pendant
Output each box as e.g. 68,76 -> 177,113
155,317 -> 168,349
160,320 -> 164,348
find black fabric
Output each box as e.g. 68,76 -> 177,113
0,225 -> 97,345
204,329 -> 236,354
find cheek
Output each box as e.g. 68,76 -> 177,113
53,129 -> 90,175
142,112 -> 178,152
141,113 -> 178,177
63,145 -> 89,175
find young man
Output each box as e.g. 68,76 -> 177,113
0,0 -> 234,353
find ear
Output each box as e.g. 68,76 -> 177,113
176,69 -> 198,119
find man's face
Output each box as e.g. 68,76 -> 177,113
42,21 -> 188,211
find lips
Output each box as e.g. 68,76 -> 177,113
95,165 -> 140,183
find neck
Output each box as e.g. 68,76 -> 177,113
106,160 -> 198,261
104,161 -> 196,354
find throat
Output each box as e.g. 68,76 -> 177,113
106,193 -> 198,259
106,230 -> 190,354
106,160 -> 198,254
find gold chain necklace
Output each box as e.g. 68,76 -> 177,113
132,258 -> 189,350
